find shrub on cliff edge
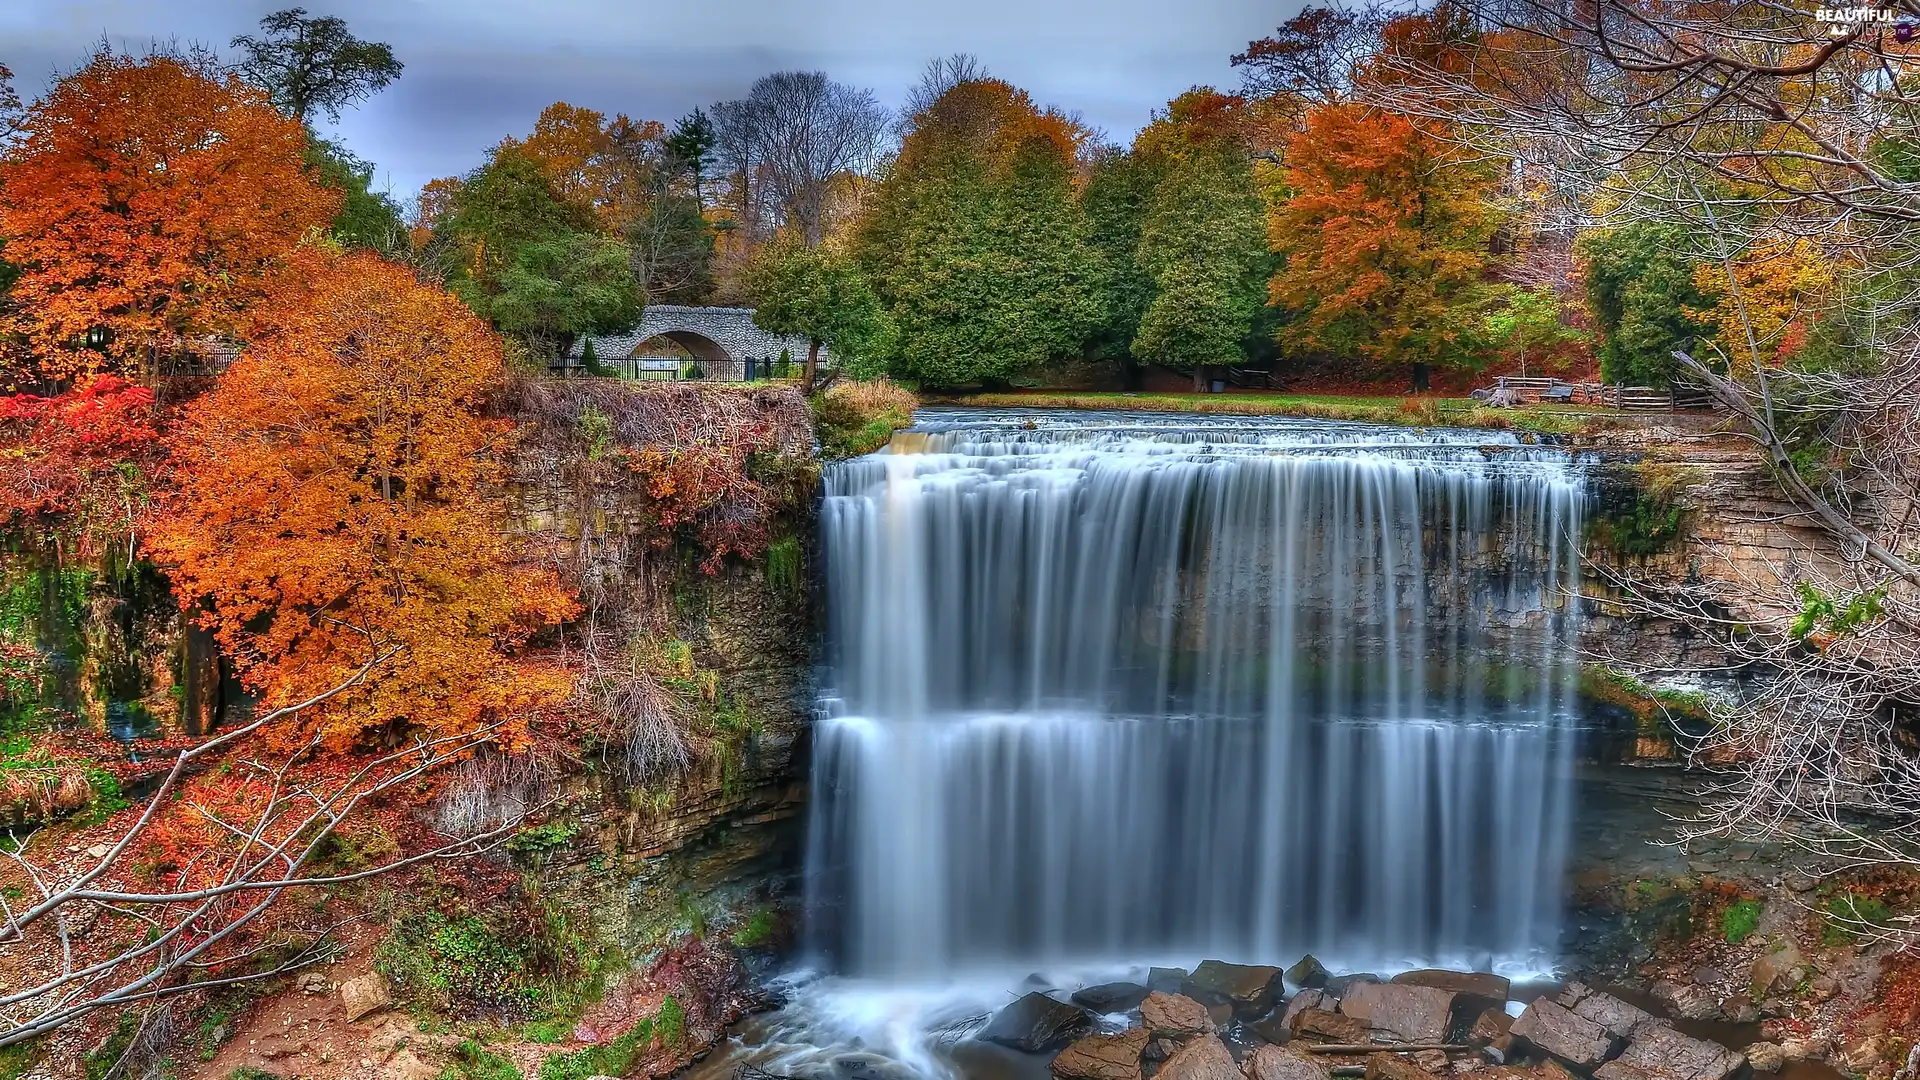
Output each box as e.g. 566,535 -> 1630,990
811,378 -> 918,459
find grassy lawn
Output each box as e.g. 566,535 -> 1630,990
935,390 -> 1593,434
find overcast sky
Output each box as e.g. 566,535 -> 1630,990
1,0 -> 1299,200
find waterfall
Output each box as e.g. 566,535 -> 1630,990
807,408 -> 1585,979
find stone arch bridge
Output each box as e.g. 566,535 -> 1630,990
571,305 -> 829,380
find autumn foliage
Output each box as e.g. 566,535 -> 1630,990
0,376 -> 157,541
0,50 -> 338,387
146,250 -> 575,748
504,101 -> 666,225
1267,103 -> 1496,374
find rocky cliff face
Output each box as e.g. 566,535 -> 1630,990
544,555 -> 814,951
1576,427 -> 1837,666
501,380 -> 819,949
1564,423 -> 1854,755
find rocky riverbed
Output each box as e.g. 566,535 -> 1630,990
682,955 -> 1863,1080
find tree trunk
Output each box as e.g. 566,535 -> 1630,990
804,337 -> 821,394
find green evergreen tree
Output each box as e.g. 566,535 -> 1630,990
663,107 -> 717,207
1081,150 -> 1164,368
1579,222 -> 1713,386
580,336 -> 616,377
856,80 -> 1105,387
1131,150 -> 1269,373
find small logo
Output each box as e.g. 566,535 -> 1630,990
1814,5 -> 1908,37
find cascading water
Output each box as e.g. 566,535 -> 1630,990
806,408 -> 1587,979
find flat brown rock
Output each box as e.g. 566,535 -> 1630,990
1289,1008 -> 1370,1044
1281,989 -> 1326,1027
1469,1007 -> 1514,1046
1159,1035 -> 1240,1080
1557,983 -> 1661,1040
1363,1052 -> 1440,1080
1052,1028 -> 1150,1080
1391,970 -> 1511,1002
1594,1063 -> 1660,1080
1339,983 -> 1454,1043
1143,991 -> 1217,1039
1510,999 -> 1614,1070
1602,1025 -> 1746,1080
1242,1045 -> 1333,1080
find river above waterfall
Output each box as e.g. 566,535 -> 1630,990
719,408 -> 1591,1080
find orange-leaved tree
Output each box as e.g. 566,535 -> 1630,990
1267,102 -> 1498,378
147,249 -> 576,749
0,48 -> 338,389
500,101 -> 666,227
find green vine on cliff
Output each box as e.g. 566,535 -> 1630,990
1588,461 -> 1700,558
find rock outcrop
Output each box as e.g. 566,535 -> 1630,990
1338,982 -> 1455,1043
1184,961 -> 1284,1019
1596,1026 -> 1745,1080
1052,1029 -> 1150,1080
1158,1036 -> 1240,1080
1512,998 -> 1617,1070
1073,982 -> 1151,1014
1242,1045 -> 1333,1080
982,993 -> 1094,1053
1143,992 -> 1217,1039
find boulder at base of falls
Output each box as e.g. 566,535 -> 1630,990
1285,956 -> 1330,990
833,1053 -> 920,1080
1242,1044 -> 1332,1080
1391,969 -> 1508,1029
1143,992 -> 1217,1039
1159,1035 -> 1240,1080
1363,1052 -> 1441,1080
1338,983 -> 1455,1044
1391,970 -> 1511,1003
1152,967 -> 1192,993
1251,989 -> 1322,1042
981,992 -> 1094,1053
1595,1025 -> 1745,1080
1073,982 -> 1152,1014
1289,1009 -> 1371,1044
1324,974 -> 1382,1000
1052,1028 -> 1151,1080
1469,1008 -> 1514,1050
1510,998 -> 1617,1070
1185,961 -> 1285,1019
1556,983 -> 1662,1041
1282,989 -> 1326,1027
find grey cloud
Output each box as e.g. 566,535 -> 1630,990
0,0 -> 1297,196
